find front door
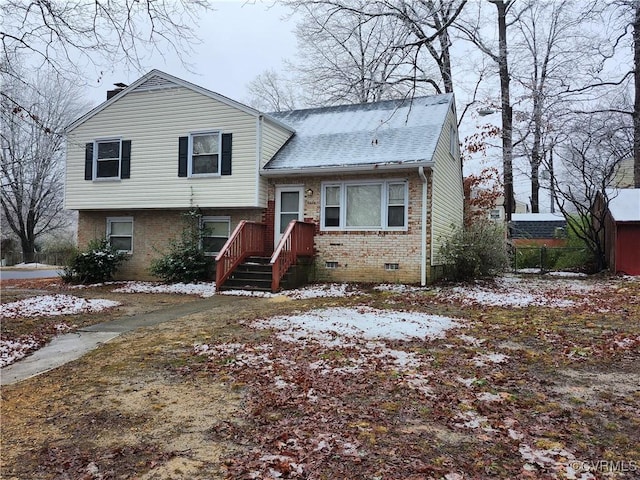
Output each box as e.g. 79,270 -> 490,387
275,186 -> 304,248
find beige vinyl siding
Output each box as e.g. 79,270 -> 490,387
66,86 -> 260,210
430,106 -> 464,265
257,117 -> 293,205
261,118 -> 292,166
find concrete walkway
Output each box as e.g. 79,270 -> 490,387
0,295 -> 240,386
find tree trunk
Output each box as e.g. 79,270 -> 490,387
549,146 -> 556,213
438,19 -> 454,93
491,0 -> 514,220
530,159 -> 540,213
20,237 -> 36,264
634,1 -> 640,188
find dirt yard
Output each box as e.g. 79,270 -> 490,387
1,276 -> 639,479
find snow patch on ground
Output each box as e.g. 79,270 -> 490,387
198,307 -> 462,403
473,353 -> 509,367
441,275 -> 607,308
0,337 -> 40,368
109,281 -> 364,299
113,281 -> 217,297
283,283 -> 362,299
374,283 -> 427,294
251,306 -> 461,344
1,294 -> 120,318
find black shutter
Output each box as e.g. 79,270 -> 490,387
178,136 -> 188,177
84,143 -> 93,180
221,133 -> 232,176
121,140 -> 131,179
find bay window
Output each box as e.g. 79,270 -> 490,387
321,180 -> 408,230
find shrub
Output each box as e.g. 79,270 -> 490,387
149,239 -> 213,283
149,210 -> 214,283
440,220 -> 509,280
61,239 -> 127,284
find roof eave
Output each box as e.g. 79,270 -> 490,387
261,160 -> 435,177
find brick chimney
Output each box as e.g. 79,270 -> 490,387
106,82 -> 128,100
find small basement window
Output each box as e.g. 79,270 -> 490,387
201,216 -> 230,256
384,263 -> 399,271
325,261 -> 338,269
107,217 -> 133,253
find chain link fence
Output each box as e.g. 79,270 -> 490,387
512,245 -> 591,273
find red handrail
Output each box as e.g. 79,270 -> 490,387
215,221 -> 266,291
270,220 -> 315,292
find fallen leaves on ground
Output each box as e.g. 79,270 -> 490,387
2,274 -> 639,479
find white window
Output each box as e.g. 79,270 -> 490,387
189,132 -> 221,176
107,217 -> 133,253
490,209 -> 501,220
321,180 -> 408,231
95,139 -> 121,179
201,216 -> 230,255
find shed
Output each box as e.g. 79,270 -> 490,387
605,189 -> 640,275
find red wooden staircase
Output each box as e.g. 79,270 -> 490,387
215,220 -> 315,293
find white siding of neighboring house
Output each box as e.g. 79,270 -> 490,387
430,105 -> 464,264
66,85 -> 261,210
615,157 -> 634,188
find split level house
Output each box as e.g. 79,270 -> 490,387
65,70 -> 464,291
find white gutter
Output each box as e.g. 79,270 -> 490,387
256,116 -> 263,206
418,166 -> 428,286
261,160 -> 435,177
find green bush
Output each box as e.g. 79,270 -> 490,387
61,239 -> 127,284
149,210 -> 214,283
149,239 -> 213,283
439,220 -> 509,280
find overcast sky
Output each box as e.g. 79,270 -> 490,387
85,1 -> 297,106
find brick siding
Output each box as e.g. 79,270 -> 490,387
77,208 -> 263,280
267,171 -> 434,284
77,171 -> 436,284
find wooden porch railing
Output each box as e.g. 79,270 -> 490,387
270,220 -> 315,292
215,221 -> 266,291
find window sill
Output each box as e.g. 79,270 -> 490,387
188,173 -> 221,179
93,177 -> 122,182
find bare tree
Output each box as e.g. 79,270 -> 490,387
455,0 -> 519,220
246,69 -> 299,112
279,0 -> 466,106
552,112 -> 632,271
1,68 -> 87,263
510,0 -> 594,212
559,1 -> 638,188
1,0 -> 210,121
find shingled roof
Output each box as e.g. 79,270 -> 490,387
263,93 -> 454,173
510,213 -> 567,239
